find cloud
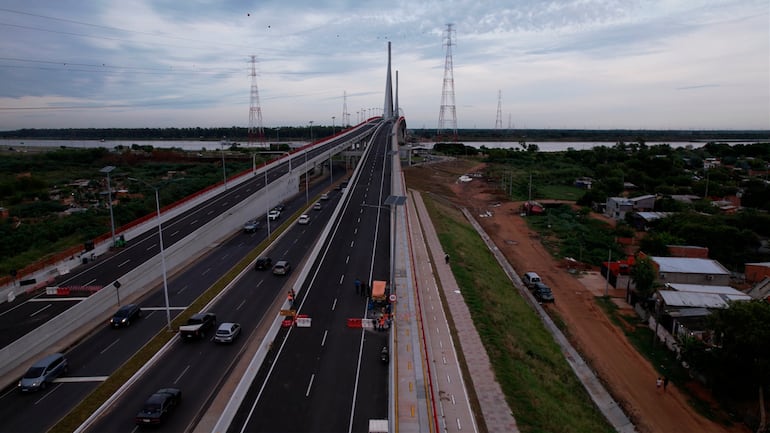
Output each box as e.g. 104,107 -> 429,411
0,0 -> 767,130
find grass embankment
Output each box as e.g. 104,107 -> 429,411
422,196 -> 614,433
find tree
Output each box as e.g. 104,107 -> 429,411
709,301 -> 770,432
630,255 -> 657,301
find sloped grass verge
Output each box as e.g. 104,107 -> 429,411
423,196 -> 614,433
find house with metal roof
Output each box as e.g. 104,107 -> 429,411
652,256 -> 731,286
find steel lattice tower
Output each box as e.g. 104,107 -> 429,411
248,55 -> 265,147
495,89 -> 503,129
437,23 -> 457,140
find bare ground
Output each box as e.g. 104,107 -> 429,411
404,158 -> 748,433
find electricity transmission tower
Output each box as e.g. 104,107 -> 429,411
437,23 -> 457,140
495,90 -> 503,129
248,55 -> 265,146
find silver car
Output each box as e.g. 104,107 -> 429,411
214,322 -> 241,343
18,353 -> 68,392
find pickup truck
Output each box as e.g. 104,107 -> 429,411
179,312 -> 216,340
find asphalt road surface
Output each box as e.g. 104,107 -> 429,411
227,122 -> 394,433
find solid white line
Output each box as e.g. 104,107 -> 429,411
34,383 -> 62,405
174,365 -> 190,384
321,330 -> 328,346
30,304 -> 52,317
100,339 -> 120,355
305,374 -> 315,397
55,376 -> 109,383
118,259 -> 131,268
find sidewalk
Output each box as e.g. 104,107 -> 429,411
408,190 -> 519,433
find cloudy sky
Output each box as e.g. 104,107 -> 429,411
0,0 -> 768,131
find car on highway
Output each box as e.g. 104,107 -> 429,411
313,202 -> 322,211
214,322 -> 241,343
109,303 -> 142,328
268,210 -> 281,220
243,219 -> 260,233
298,214 -> 310,225
18,353 -> 68,392
272,260 -> 291,276
273,203 -> 286,212
135,388 -> 182,425
254,257 -> 272,271
320,192 -> 329,200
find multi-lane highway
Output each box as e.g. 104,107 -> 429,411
0,122 -> 379,432
227,121 -> 394,433
82,187 -> 344,432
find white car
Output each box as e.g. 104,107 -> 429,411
320,193 -> 329,201
298,214 -> 310,225
268,210 -> 281,220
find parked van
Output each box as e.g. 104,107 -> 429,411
522,272 -> 542,288
18,353 -> 68,392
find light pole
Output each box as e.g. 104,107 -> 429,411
308,121 -> 314,143
265,169 -> 271,238
305,149 -> 309,204
332,116 -> 336,134
220,137 -> 228,190
128,177 -> 172,331
99,166 -> 117,248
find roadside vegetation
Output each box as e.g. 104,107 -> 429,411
0,147 -> 256,276
421,195 -> 615,433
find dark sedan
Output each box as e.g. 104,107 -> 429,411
109,304 -> 142,328
135,388 -> 182,425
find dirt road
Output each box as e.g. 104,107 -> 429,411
407,160 -> 747,433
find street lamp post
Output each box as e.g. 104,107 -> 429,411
305,149 -> 309,204
100,166 -> 117,248
128,177 -> 172,331
220,137 -> 228,190
308,121 -> 314,143
332,116 -> 336,134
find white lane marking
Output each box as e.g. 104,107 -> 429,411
339,275 -> 344,285
118,259 -> 131,268
55,376 -> 109,383
354,228 -> 358,235
447,374 -> 451,384
345,255 -> 350,264
100,339 -> 120,354
207,210 -> 214,215
201,268 -> 211,276
178,285 -> 188,294
170,230 -> 179,237
30,304 -> 52,317
33,383 -> 62,405
236,299 -> 246,311
350,240 -> 354,247
331,298 -> 337,311
146,244 -> 156,251
84,278 -> 96,287
174,365 -> 190,384
305,374 -> 315,397
221,253 -> 230,261
321,330 -> 328,346
191,219 -> 199,225
256,280 -> 264,288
